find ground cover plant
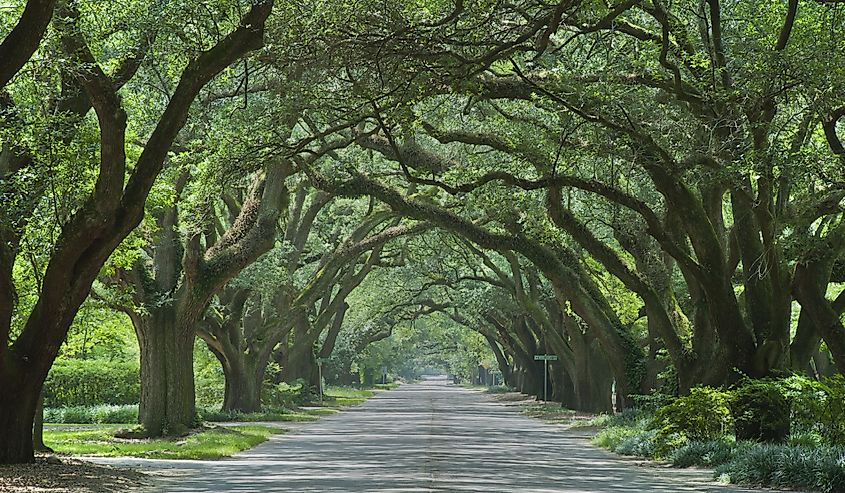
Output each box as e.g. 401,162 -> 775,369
592,377 -> 845,492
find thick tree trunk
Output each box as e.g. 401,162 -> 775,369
282,344 -> 317,387
280,317 -> 320,387
136,308 -> 196,436
222,360 -> 262,413
0,374 -> 41,463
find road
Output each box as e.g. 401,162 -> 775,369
104,379 -> 782,492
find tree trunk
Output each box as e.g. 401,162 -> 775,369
280,317 -> 319,387
794,261 -> 845,374
32,391 -> 51,452
282,345 -> 317,386
222,361 -> 262,413
0,375 -> 40,463
136,307 -> 196,436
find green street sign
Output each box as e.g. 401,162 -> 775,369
534,354 -> 559,361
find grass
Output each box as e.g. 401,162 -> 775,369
44,424 -> 284,459
308,386 -> 378,408
198,406 -> 324,423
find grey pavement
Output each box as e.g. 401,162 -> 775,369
93,380 -> 790,492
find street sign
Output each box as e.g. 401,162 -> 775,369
534,354 -> 558,401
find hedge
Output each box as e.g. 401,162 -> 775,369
44,359 -> 140,407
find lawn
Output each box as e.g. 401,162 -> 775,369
319,386 -> 376,407
44,424 -> 284,459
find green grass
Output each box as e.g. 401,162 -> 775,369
198,407 -> 322,423
44,424 -> 284,459
312,386 -> 376,408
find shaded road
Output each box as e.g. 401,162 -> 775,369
106,379 -> 784,492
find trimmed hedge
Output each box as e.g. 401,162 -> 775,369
44,359 -> 140,407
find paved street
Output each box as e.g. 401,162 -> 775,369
100,379 -> 782,492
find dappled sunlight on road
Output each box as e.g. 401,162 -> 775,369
93,382 -> 784,492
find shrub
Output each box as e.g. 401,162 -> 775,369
263,379 -> 310,408
784,374 -> 845,446
594,425 -> 643,451
731,379 -> 790,442
614,429 -> 658,457
789,432 -> 824,448
650,387 -> 732,452
630,393 -> 674,412
44,359 -> 140,407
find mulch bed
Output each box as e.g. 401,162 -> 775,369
0,455 -> 150,492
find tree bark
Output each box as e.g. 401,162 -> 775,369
220,355 -> 263,413
136,306 -> 197,436
32,391 -> 51,453
0,372 -> 40,463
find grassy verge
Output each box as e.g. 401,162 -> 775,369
44,424 -> 284,459
198,407 -> 325,423
318,386 -> 376,407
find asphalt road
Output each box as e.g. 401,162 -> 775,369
102,379 -> 784,492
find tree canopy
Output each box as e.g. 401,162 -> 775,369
1,0 -> 844,464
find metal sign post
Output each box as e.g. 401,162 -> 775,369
317,359 -> 324,403
533,354 -> 558,402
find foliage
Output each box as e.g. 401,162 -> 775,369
650,387 -> 733,450
592,410 -> 653,453
784,375 -> 845,446
731,379 -> 791,442
44,360 -> 140,408
714,444 -> 845,493
670,441 -> 746,469
263,380 -> 312,409
193,340 -> 226,409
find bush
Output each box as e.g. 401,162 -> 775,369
614,430 -> 657,457
44,359 -> 140,407
785,374 -> 845,446
263,379 -> 310,408
650,387 -> 732,451
594,425 -> 643,451
731,379 -> 790,442
44,404 -> 138,424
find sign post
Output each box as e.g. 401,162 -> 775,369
534,354 -> 558,402
316,358 -> 324,403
